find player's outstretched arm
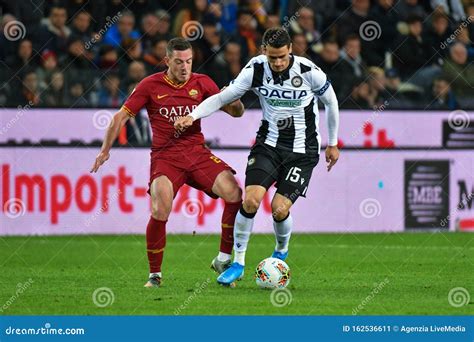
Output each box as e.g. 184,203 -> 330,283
318,83 -> 340,172
90,108 -> 130,173
221,99 -> 245,117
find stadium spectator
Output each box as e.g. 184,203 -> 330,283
340,34 -> 367,79
140,13 -> 161,52
291,33 -> 312,59
219,0 -> 239,34
205,41 -> 242,88
5,39 -> 37,71
67,81 -> 89,107
289,6 -> 321,56
288,0 -> 337,31
455,26 -> 474,60
122,61 -> 147,90
442,42 -> 474,99
313,39 -> 354,99
337,0 -> 370,46
394,0 -> 427,21
424,11 -> 452,60
64,36 -> 95,70
143,39 -> 168,73
173,0 -> 213,37
36,50 -> 59,90
367,66 -> 391,106
194,19 -> 223,68
98,73 -> 125,107
154,9 -> 173,41
341,78 -> 374,109
430,0 -> 466,22
426,75 -> 459,110
39,5 -> 71,56
232,9 -> 261,63
367,0 -> 400,66
262,14 -> 281,31
12,71 -> 41,106
42,71 -> 66,107
97,45 -> 119,70
0,14 -> 20,61
70,11 -> 93,44
393,15 -> 432,80
118,38 -> 144,77
103,11 -> 140,48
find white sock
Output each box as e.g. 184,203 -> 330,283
149,272 -> 162,278
273,213 -> 292,253
217,251 -> 231,262
233,209 -> 255,266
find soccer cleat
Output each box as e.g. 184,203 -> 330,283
210,257 -> 231,274
144,274 -> 162,288
271,250 -> 288,261
217,262 -> 244,286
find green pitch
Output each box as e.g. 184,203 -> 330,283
0,233 -> 472,315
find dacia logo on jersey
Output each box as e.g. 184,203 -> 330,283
257,87 -> 307,107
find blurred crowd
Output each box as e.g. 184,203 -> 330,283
0,0 -> 473,110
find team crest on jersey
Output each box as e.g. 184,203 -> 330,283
291,76 -> 303,87
248,157 -> 255,166
189,89 -> 199,98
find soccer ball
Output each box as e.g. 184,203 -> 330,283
255,257 -> 291,289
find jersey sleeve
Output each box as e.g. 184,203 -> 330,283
122,79 -> 149,117
310,65 -> 331,97
201,75 -> 221,99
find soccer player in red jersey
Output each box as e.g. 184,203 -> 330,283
90,38 -> 244,287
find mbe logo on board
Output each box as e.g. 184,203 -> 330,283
404,160 -> 450,229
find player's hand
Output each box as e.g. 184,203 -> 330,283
325,145 -> 339,172
90,151 -> 110,173
174,115 -> 194,132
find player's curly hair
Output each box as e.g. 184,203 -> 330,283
262,27 -> 291,48
166,38 -> 192,56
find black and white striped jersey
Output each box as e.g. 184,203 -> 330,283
190,54 -> 339,155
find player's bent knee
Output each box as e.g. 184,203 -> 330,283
272,207 -> 289,221
222,185 -> 242,203
243,196 -> 261,213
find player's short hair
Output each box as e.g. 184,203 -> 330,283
166,38 -> 192,56
262,27 -> 291,48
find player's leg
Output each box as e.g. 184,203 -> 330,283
210,170 -> 242,273
270,193 -> 294,261
217,144 -> 278,285
144,175 -> 174,287
270,152 -> 320,261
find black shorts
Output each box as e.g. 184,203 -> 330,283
245,143 -> 319,203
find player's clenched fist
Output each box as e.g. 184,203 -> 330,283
90,151 -> 110,173
174,115 -> 194,131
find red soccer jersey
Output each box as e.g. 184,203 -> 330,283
122,72 -> 220,153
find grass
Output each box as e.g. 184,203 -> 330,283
0,232 -> 473,315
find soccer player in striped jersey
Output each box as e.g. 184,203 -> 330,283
175,28 -> 340,286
